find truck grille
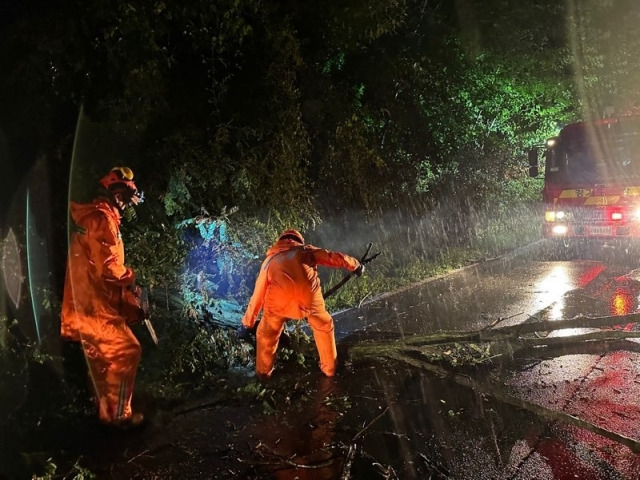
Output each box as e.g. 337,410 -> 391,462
569,207 -> 607,223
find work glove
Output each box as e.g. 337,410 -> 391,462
236,325 -> 254,341
354,263 -> 365,277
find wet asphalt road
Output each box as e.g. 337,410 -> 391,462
69,241 -> 640,480
332,241 -> 640,479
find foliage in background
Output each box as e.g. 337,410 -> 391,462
173,213 -> 252,328
31,458 -> 96,480
0,0 -> 580,220
564,0 -> 640,117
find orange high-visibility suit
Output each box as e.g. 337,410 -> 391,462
242,235 -> 360,378
61,198 -> 141,424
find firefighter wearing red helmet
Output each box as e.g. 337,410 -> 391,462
238,229 -> 363,380
61,166 -> 145,428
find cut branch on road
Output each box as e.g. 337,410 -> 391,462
348,311 -> 640,453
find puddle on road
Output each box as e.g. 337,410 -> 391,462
242,361 -> 507,479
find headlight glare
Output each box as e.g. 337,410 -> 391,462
545,210 -> 566,222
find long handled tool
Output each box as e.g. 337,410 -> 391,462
323,242 -> 381,299
139,288 -> 159,345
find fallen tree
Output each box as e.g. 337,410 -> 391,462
349,312 -> 640,365
348,311 -> 640,453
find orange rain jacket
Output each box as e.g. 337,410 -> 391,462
61,198 -> 142,424
242,238 -> 360,378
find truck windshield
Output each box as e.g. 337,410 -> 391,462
546,117 -> 640,185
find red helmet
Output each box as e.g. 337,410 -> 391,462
278,229 -> 304,244
99,166 -> 143,205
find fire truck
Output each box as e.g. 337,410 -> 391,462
529,115 -> 640,251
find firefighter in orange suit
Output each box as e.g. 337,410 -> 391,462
238,229 -> 363,379
61,166 -> 145,428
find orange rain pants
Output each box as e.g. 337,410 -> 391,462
61,199 -> 141,424
242,238 -> 360,378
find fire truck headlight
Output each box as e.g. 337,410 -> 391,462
552,225 -> 568,235
634,208 -> 640,220
545,210 -> 565,222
